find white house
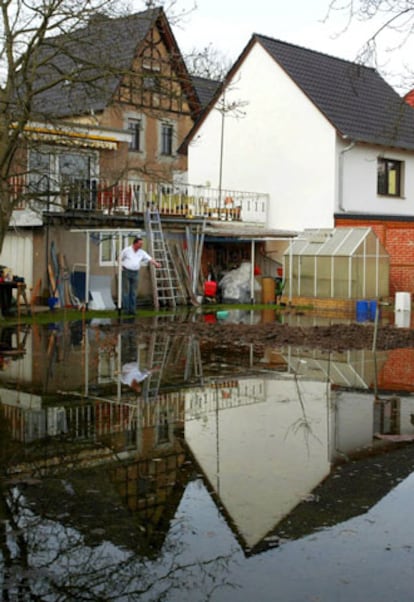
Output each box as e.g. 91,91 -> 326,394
183,35 -> 414,233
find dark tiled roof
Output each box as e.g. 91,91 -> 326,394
30,9 -> 160,119
191,75 -> 220,109
256,34 -> 414,150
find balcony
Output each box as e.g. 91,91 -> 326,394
10,176 -> 269,224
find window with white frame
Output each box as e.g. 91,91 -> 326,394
99,233 -> 135,266
377,157 -> 403,197
160,122 -> 174,156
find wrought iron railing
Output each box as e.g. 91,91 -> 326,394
9,175 -> 269,223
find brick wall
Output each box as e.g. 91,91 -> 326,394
377,349 -> 414,391
335,217 -> 414,295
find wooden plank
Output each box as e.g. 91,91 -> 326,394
30,278 -> 42,309
58,252 -> 72,307
47,263 -> 60,307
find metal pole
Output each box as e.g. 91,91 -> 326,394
218,92 -> 226,213
117,232 -> 122,317
85,233 -> 90,310
250,239 -> 255,304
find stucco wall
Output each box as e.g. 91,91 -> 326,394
339,144 -> 414,215
188,41 -> 337,232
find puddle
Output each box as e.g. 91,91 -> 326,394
0,315 -> 414,601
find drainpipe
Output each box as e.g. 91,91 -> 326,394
338,138 -> 355,212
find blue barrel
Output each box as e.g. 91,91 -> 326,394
369,300 -> 378,321
356,300 -> 369,322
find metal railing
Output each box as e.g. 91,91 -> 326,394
9,175 -> 269,223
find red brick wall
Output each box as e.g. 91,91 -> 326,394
377,349 -> 414,391
335,217 -> 414,295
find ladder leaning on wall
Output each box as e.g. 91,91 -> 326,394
144,208 -> 183,309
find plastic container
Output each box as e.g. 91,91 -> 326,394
204,281 -> 217,297
356,300 -> 369,322
395,292 -> 411,328
369,300 -> 378,321
395,292 -> 411,312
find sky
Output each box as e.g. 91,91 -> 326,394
133,0 -> 414,94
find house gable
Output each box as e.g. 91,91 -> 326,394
182,33 -> 414,154
256,34 -> 414,151
31,8 -> 201,122
187,40 -> 338,232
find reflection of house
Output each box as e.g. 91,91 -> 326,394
265,437 -> 414,548
184,373 -> 414,553
183,34 -> 414,294
185,376 -> 331,549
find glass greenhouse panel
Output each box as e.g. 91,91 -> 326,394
283,228 -> 390,300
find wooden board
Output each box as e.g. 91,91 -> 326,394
47,263 -> 60,307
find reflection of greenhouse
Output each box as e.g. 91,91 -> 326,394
283,227 -> 389,300
282,347 -> 388,390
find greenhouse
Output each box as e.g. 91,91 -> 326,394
283,227 -> 390,300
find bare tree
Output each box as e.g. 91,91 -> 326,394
0,0 -> 132,252
325,0 -> 414,89
0,0 -> 200,255
185,43 -> 232,81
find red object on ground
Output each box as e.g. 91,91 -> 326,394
204,281 -> 217,297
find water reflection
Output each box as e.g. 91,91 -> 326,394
1,317 -> 414,600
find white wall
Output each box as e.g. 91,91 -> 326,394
185,376 -> 330,548
1,230 -> 34,288
339,143 -> 414,215
188,41 -> 337,232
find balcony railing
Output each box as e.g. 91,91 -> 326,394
9,176 -> 269,223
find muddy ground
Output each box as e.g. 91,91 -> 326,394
134,313 -> 414,353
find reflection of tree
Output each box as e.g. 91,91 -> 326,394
0,477 -> 235,601
285,373 -> 324,452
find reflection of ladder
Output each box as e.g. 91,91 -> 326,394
184,336 -> 203,383
142,331 -> 171,402
145,208 -> 182,309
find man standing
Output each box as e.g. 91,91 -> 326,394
120,236 -> 160,315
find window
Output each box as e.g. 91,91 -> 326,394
377,157 -> 403,197
142,57 -> 161,72
143,75 -> 160,91
28,147 -> 97,209
161,123 -> 173,156
28,149 -> 52,194
99,234 -> 134,266
128,118 -> 141,152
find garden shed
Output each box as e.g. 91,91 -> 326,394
283,227 -> 389,300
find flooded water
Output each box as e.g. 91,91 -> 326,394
1,311 -> 414,601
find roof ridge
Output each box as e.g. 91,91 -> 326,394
44,7 -> 159,42
253,32 -> 376,72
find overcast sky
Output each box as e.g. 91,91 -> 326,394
134,0 -> 414,93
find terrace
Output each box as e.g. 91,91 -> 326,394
10,176 -> 269,224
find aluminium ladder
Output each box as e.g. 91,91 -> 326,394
142,328 -> 172,402
144,208 -> 183,309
